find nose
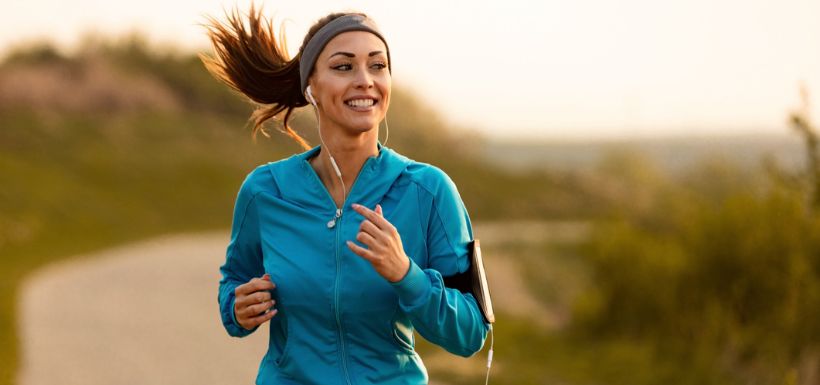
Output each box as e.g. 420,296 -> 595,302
352,67 -> 374,89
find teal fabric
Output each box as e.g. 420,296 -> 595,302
218,144 -> 490,385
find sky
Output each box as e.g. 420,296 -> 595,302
3,0 -> 820,140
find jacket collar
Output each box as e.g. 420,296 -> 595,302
272,142 -> 411,213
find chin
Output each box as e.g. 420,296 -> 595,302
348,124 -> 378,135
344,118 -> 381,133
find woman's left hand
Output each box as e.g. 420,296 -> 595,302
347,203 -> 410,283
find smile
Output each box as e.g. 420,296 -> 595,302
345,98 -> 377,108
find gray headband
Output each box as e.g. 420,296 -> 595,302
299,14 -> 391,94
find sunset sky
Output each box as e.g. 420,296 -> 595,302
3,0 -> 819,140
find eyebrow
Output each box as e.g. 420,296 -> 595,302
329,51 -> 385,59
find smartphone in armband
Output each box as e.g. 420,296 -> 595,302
443,239 -> 495,324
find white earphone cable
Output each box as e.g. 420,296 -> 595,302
318,119 -> 346,209
381,114 -> 389,147
485,325 -> 494,385
308,87 -> 346,211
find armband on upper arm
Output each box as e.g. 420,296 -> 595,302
442,239 -> 495,324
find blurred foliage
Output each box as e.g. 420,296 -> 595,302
574,102 -> 820,384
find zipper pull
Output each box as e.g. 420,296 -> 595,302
326,208 -> 343,229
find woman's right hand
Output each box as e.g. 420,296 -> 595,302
234,273 -> 278,330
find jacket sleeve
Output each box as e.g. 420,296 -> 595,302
390,170 -> 490,357
218,172 -> 265,337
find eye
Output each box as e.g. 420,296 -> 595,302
332,64 -> 352,71
370,62 -> 387,70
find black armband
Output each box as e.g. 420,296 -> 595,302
443,240 -> 495,324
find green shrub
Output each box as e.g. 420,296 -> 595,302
578,153 -> 820,384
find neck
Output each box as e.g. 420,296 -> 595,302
310,126 -> 380,208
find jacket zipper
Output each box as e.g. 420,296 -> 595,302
334,211 -> 353,385
305,152 -> 375,385
327,208 -> 342,228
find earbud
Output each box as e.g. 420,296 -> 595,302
306,85 -> 317,106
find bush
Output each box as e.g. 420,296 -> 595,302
577,151 -> 820,384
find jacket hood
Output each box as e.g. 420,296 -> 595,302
267,143 -> 412,212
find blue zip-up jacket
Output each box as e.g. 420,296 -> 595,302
218,144 -> 490,385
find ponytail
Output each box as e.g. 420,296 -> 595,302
200,4 -> 310,149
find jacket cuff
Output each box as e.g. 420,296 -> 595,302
390,259 -> 431,306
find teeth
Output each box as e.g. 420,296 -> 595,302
346,99 -> 374,107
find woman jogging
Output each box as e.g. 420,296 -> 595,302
202,5 -> 490,384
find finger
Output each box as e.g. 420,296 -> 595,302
347,240 -> 376,262
235,280 -> 256,296
359,219 -> 383,239
246,308 -> 278,329
235,276 -> 275,296
255,291 -> 272,303
355,231 -> 378,250
234,293 -> 253,308
375,204 -> 383,216
236,289 -> 272,308
249,276 -> 276,292
240,300 -> 275,318
352,203 -> 392,231
258,275 -> 276,289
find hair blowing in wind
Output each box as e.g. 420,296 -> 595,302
199,4 -> 311,149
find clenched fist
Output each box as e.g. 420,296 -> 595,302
234,274 -> 277,330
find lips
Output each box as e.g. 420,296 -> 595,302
344,97 -> 378,110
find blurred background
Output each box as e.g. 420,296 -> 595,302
2,1 -> 819,384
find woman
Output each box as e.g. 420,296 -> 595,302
202,6 -> 490,384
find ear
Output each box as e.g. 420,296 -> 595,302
306,85 -> 317,106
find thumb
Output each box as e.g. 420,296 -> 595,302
375,204 -> 383,216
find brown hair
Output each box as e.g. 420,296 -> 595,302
200,4 -> 354,149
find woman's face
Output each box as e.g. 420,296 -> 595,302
309,31 -> 391,136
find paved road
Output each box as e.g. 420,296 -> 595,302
17,222 -> 578,384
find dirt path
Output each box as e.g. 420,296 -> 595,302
18,222 -> 579,384
17,232 -> 268,385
